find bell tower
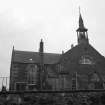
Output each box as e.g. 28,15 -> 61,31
76,9 -> 89,45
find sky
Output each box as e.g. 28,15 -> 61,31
0,0 -> 105,78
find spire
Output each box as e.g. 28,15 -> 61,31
79,12 -> 84,29
77,7 -> 87,32
79,7 -> 84,28
76,8 -> 89,44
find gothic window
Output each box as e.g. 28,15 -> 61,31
26,64 -> 37,84
79,55 -> 95,65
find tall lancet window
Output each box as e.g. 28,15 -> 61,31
26,60 -> 38,84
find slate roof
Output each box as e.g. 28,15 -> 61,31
59,43 -> 105,75
12,50 -> 61,64
61,43 -> 105,62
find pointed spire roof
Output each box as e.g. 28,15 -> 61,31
79,13 -> 84,28
76,8 -> 88,32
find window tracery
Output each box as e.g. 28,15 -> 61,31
79,55 -> 95,64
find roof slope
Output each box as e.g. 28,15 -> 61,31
61,43 -> 104,62
12,50 -> 61,64
59,43 -> 105,74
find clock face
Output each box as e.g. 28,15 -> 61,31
79,55 -> 95,65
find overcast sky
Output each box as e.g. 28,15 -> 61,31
0,0 -> 105,77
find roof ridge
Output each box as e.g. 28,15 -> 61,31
14,50 -> 61,55
14,50 -> 38,53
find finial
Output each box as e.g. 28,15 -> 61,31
62,50 -> 64,54
41,38 -> 43,43
71,44 -> 74,49
13,45 -> 14,49
12,45 -> 14,51
39,38 -> 44,53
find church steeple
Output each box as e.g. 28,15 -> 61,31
76,9 -> 89,45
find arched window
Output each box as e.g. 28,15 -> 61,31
26,64 -> 38,84
79,55 -> 95,65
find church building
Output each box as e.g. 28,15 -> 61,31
9,12 -> 105,91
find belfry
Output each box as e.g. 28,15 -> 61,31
76,10 -> 89,44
